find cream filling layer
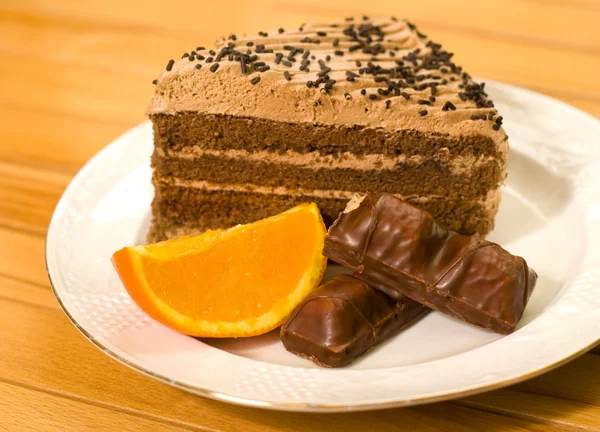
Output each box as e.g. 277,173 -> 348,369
155,177 -> 501,206
155,148 -> 500,174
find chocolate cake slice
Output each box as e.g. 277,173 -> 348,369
147,17 -> 507,242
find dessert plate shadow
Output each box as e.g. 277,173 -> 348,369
46,81 -> 600,412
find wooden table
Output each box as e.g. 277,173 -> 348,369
1,0 -> 599,430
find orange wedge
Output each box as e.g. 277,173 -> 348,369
111,203 -> 327,337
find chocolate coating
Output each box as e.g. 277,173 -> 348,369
324,193 -> 537,334
280,274 -> 428,367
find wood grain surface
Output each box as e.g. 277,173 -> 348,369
0,0 -> 599,430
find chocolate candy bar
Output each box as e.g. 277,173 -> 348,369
324,193 -> 537,334
280,274 -> 428,367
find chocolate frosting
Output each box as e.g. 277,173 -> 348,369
280,274 -> 428,367
324,193 -> 537,334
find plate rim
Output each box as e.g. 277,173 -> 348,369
45,79 -> 600,412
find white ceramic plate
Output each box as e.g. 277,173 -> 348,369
47,81 -> 600,412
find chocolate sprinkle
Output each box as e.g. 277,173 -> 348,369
250,76 -> 261,85
419,109 -> 428,116
317,31 -> 327,36
284,71 -> 292,81
165,59 -> 174,71
333,38 -> 340,47
418,99 -> 431,105
361,89 -> 367,95
493,124 -> 500,130
255,44 -> 274,54
334,50 -> 344,56
279,28 -> 285,33
369,94 -> 377,100
442,101 -> 456,111
195,64 -> 202,70
152,79 -> 158,84
210,63 -> 219,72
386,100 -> 392,109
